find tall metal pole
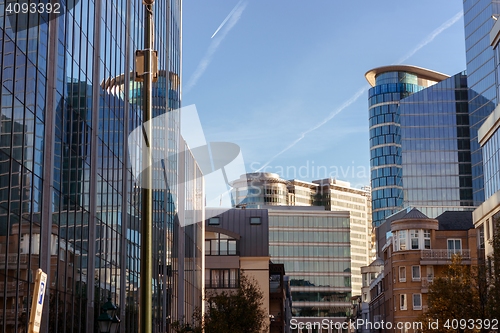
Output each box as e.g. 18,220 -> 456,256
140,1 -> 154,333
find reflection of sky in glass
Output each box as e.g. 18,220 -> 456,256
399,72 -> 473,217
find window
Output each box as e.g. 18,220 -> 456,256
424,230 -> 431,249
426,266 -> 434,281
486,219 -> 490,240
250,217 -> 261,225
399,266 -> 406,282
205,233 -> 238,255
398,230 -> 407,250
209,269 -> 239,288
478,225 -> 485,249
208,217 -> 220,225
412,266 -> 421,281
400,294 -> 407,310
413,294 -> 422,310
447,239 -> 462,257
410,230 -> 419,249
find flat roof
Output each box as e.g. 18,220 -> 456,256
365,65 -> 449,87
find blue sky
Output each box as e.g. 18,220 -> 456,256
181,1 -> 466,188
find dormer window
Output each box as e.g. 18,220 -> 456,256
208,217 -> 220,225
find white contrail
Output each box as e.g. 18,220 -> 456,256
257,10 -> 463,171
211,0 -> 244,38
185,1 -> 247,92
396,10 -> 463,64
256,86 -> 369,171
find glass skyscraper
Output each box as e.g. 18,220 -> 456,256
398,72 -> 475,218
366,65 -> 447,226
0,2 -> 203,333
367,66 -> 475,226
463,0 -> 500,204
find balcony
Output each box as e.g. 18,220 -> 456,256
421,277 -> 434,292
421,249 -> 470,264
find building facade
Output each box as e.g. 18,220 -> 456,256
204,208 -> 271,328
268,207 -> 352,332
472,10 -> 500,260
232,173 -> 373,296
366,66 -> 476,226
0,2 -> 203,333
463,0 -> 499,204
368,209 -> 478,333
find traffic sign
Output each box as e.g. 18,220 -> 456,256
28,269 -> 47,333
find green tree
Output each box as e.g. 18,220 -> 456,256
486,213 -> 500,320
202,274 -> 268,333
419,255 -> 483,333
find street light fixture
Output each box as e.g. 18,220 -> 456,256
97,298 -> 120,333
136,0 -> 157,333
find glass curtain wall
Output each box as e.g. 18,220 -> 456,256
398,72 -> 475,218
463,0 -> 500,204
0,1 -> 197,333
368,71 -> 428,226
268,213 -> 351,318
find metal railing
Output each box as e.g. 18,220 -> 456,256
421,277 -> 433,288
421,249 -> 470,260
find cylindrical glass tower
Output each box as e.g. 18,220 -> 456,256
366,65 -> 448,226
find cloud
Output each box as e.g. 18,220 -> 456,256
184,1 -> 247,92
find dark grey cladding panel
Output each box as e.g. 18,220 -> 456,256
205,208 -> 269,257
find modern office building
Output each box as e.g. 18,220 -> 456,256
232,173 -> 373,296
231,173 -> 290,207
0,2 -> 204,333
472,8 -> 500,260
314,178 -> 372,295
268,206 -> 352,331
366,66 -> 476,226
463,0 -> 499,204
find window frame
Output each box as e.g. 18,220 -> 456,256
398,230 -> 407,251
250,216 -> 262,225
410,229 -> 419,249
208,217 -> 220,225
412,293 -> 422,310
412,265 -> 421,281
399,266 -> 406,282
400,294 -> 407,310
447,239 -> 462,257
424,229 -> 431,249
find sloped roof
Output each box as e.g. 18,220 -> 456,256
400,208 -> 429,220
384,207 -> 413,225
436,211 -> 474,230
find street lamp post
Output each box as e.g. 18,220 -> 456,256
138,0 -> 156,333
97,298 -> 121,333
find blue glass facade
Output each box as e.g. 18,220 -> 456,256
0,1 -> 202,333
399,72 -> 474,218
368,68 -> 437,226
463,0 -> 500,204
367,66 -> 475,226
483,129 -> 500,198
